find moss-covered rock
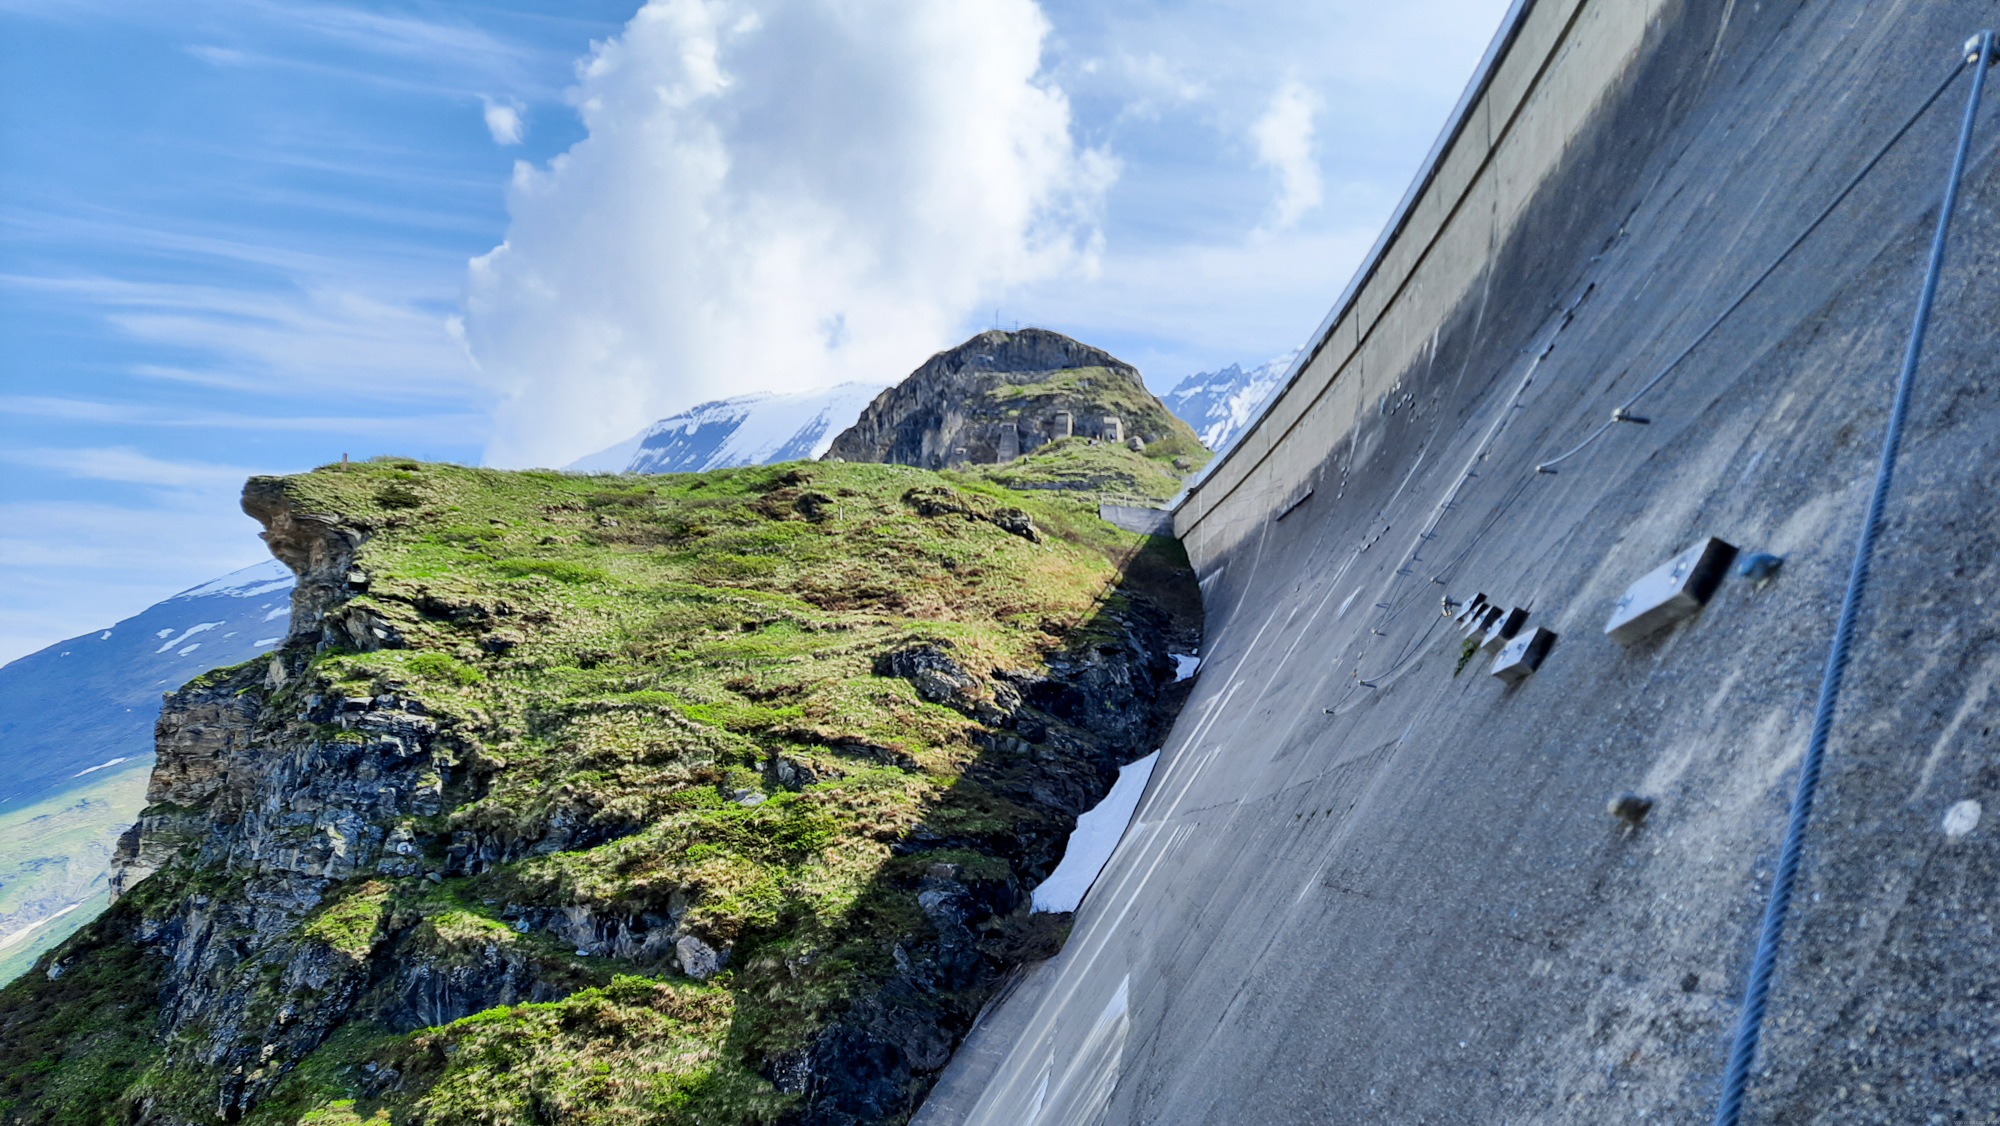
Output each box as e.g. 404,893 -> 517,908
0,451 -> 1199,1126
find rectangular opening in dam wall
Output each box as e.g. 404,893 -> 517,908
1605,536 -> 1737,644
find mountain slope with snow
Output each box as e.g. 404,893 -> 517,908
0,557 -> 296,810
0,558 -> 297,983
1160,350 -> 1300,452
570,383 -> 890,473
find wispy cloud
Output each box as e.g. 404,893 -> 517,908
2,270 -> 478,402
0,396 -> 489,440
186,44 -> 247,66
0,448 -> 275,662
0,446 -> 261,490
0,497 -> 273,663
1251,79 -> 1324,230
1106,52 -> 1208,122
272,1 -> 530,66
482,97 -> 526,145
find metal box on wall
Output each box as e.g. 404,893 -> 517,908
1604,536 -> 1737,644
1492,626 -> 1557,682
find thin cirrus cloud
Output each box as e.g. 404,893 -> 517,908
1,265 -> 477,399
0,496 -> 276,663
464,0 -> 1118,468
0,397 -> 490,441
0,446 -> 259,490
0,451 -> 276,662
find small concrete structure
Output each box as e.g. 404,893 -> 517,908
1454,594 -> 1490,627
1491,626 -> 1556,683
1605,537 -> 1736,644
1464,603 -> 1502,638
1477,606 -> 1529,654
1099,502 -> 1174,537
1101,415 -> 1123,442
1052,411 -> 1073,438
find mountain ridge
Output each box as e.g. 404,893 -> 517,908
824,329 -> 1205,470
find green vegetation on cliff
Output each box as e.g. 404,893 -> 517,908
0,448 -> 1197,1126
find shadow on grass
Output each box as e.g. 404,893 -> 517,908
697,529 -> 1202,1125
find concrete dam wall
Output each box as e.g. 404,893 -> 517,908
918,0 -> 2000,1122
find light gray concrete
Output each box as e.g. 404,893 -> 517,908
919,0 -> 2000,1121
1099,503 -> 1175,537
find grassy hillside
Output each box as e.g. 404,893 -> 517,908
0,448 -> 1197,1126
0,762 -> 150,985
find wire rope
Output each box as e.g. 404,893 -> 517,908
1710,31 -> 1992,1126
1535,58 -> 1970,474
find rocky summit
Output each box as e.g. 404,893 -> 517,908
823,329 -> 1203,470
0,447 -> 1199,1126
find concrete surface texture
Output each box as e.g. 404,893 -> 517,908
915,0 -> 2000,1122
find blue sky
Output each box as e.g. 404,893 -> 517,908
0,0 -> 1509,661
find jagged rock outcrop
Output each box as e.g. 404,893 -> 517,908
825,329 -> 1203,469
1,456 -> 1199,1126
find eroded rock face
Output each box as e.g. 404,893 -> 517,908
243,475 -> 367,642
824,328 -> 1198,468
92,485 -> 480,1119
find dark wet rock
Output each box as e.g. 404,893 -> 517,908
901,486 -> 980,520
796,491 -> 837,522
1608,792 -> 1654,825
875,643 -> 978,706
990,507 -> 1039,543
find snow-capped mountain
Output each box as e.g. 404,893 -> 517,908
0,558 -> 297,983
1160,350 -> 1301,453
0,558 -> 295,810
570,383 -> 890,474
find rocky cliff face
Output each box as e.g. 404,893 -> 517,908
824,330 -> 1203,470
0,454 -> 1198,1126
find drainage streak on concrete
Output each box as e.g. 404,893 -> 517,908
919,0 -> 2000,1122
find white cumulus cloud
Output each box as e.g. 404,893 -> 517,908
463,0 -> 1114,468
1251,79 -> 1324,230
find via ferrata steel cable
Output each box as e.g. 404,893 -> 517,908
1709,31 -> 1993,1126
1535,56 -> 1971,474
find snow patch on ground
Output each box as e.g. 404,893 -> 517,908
1173,653 -> 1202,681
0,902 -> 85,952
156,622 -> 224,654
1032,751 -> 1160,913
